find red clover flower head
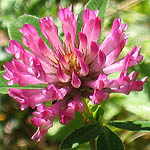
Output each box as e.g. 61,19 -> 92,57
3,5 -> 147,141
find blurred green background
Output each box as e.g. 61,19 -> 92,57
0,0 -> 150,149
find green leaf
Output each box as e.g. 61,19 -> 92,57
60,123 -> 101,150
0,71 -> 47,94
98,0 -> 109,36
77,0 -> 109,37
8,15 -> 50,48
108,121 -> 150,132
97,126 -> 124,150
8,15 -> 39,43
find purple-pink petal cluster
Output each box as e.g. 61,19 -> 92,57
3,6 -> 147,141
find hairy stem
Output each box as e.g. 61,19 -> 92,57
89,138 -> 96,150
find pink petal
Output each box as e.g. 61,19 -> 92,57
39,16 -> 63,53
109,71 -> 147,95
84,74 -> 109,90
9,88 -> 50,110
21,24 -> 41,53
90,89 -> 109,104
58,52 -> 70,70
127,46 -> 143,67
90,17 -> 101,42
132,77 -> 147,91
100,18 -> 128,56
43,84 -> 69,100
103,46 -> 143,74
90,50 -> 106,74
59,109 -> 75,125
82,17 -> 101,46
78,32 -> 87,57
105,39 -> 127,66
71,72 -> 81,88
21,25 -> 59,74
5,40 -> 24,59
31,126 -> 49,142
38,38 -> 57,64
56,66 -> 70,83
67,95 -> 84,113
31,117 -> 52,128
64,32 -> 74,54
58,5 -> 77,44
86,41 -> 99,63
82,8 -> 98,25
74,49 -> 89,76
31,101 -> 64,142
36,39 -> 58,75
3,60 -> 47,86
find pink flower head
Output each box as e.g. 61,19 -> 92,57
31,101 -> 63,142
3,6 -> 147,141
60,95 -> 84,125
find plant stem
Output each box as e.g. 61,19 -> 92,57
89,138 -> 96,150
82,98 -> 97,150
